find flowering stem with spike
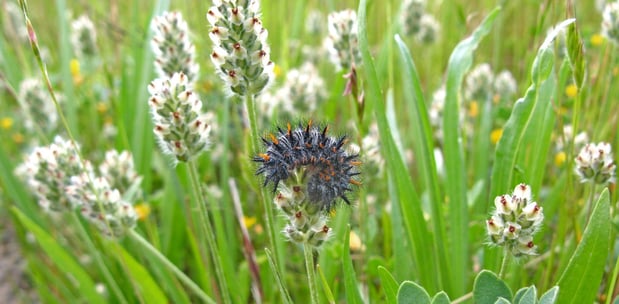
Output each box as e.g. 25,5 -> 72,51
498,247 -> 510,279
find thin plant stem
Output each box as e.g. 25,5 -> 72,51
244,93 -> 282,272
605,252 -> 619,304
128,230 -> 215,304
498,248 -> 510,279
451,292 -> 473,304
303,243 -> 319,304
187,160 -> 232,304
70,213 -> 129,304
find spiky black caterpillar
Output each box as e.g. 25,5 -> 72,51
254,121 -> 361,211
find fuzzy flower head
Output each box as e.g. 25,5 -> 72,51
399,0 -> 426,36
575,142 -> 616,185
98,150 -> 141,193
70,15 -> 98,60
415,14 -> 440,44
255,122 -> 361,247
148,72 -> 211,163
305,10 -> 325,36
325,9 -> 362,72
464,63 -> 494,102
18,78 -> 59,133
15,136 -> 90,212
66,174 -> 137,238
493,70 -> 517,101
486,183 -> 544,257
261,62 -> 327,120
602,2 -> 619,45
207,0 -> 274,97
151,11 -> 199,86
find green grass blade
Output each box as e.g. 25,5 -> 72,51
343,225 -> 364,304
557,188 -> 611,304
53,0 -> 77,133
394,34 -> 450,292
397,281 -> 431,304
265,248 -> 293,304
111,242 -> 168,304
359,0 -> 437,292
377,266 -> 399,304
442,7 -> 501,295
317,264 -> 335,304
12,207 -> 106,304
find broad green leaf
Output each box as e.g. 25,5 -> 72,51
12,208 -> 105,304
343,225 -> 364,304
394,34 -> 450,292
442,7 -> 500,295
397,281 -> 431,304
378,266 -> 399,304
557,189 -> 611,304
111,242 -> 168,304
539,286 -> 559,304
514,286 -> 536,304
431,291 -> 451,304
473,270 -> 512,304
495,298 -> 511,304
358,0 -> 437,292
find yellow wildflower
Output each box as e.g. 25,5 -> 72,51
243,216 -> 257,229
490,128 -> 503,145
96,102 -> 108,114
590,34 -> 604,47
554,151 -> 566,167
468,101 -> 479,118
134,203 -> 151,221
0,117 -> 13,130
273,64 -> 283,78
565,84 -> 578,98
70,59 -> 83,85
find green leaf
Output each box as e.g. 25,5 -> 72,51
378,266 -> 399,304
539,286 -> 559,304
485,19 -> 574,271
397,281 -> 431,304
111,242 -> 168,304
264,248 -> 292,304
317,264 -> 335,304
557,188 -> 611,304
12,208 -> 106,304
343,225 -> 364,304
495,298 -> 512,304
431,291 -> 451,304
358,0 -> 437,292
566,21 -> 585,87
394,34 -> 450,293
442,7 -> 500,295
473,270 -> 512,304
514,286 -> 536,304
